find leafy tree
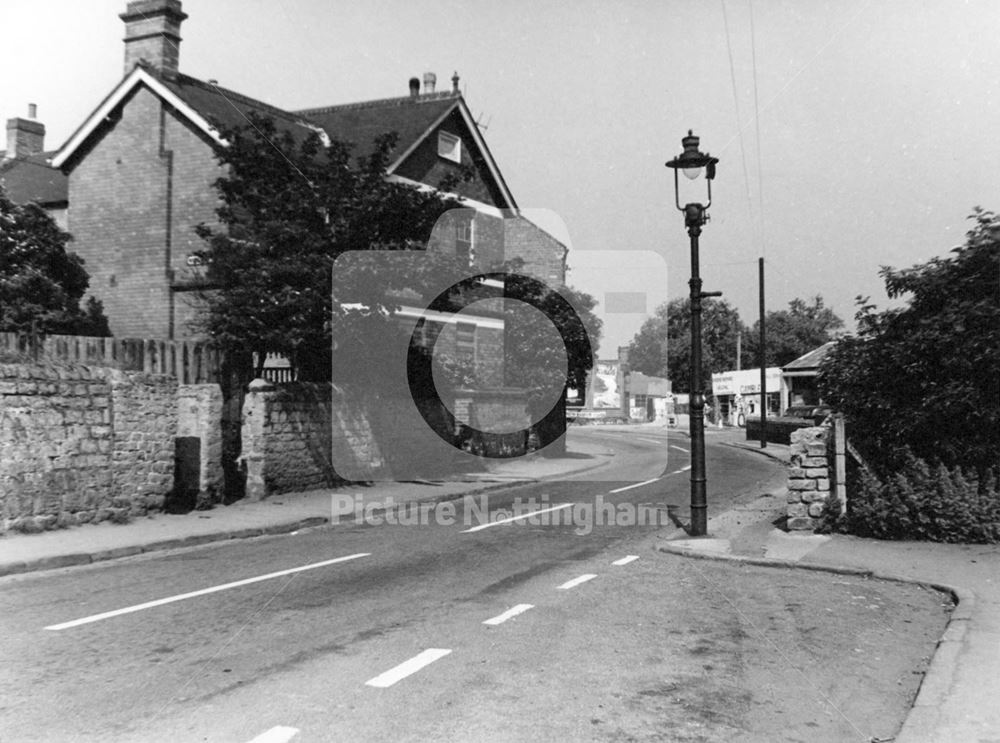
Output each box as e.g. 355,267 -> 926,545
195,114 -> 600,401
628,297 -> 744,393
500,262 -> 601,395
194,114 -> 469,381
0,187 -> 110,336
818,208 -> 1000,474
744,295 -> 844,367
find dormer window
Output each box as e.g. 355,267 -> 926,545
437,131 -> 461,163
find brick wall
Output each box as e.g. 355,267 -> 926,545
394,110 -> 506,207
163,106 -> 223,292
429,210 -> 566,286
0,362 -> 177,532
503,215 -> 567,286
67,86 -> 221,340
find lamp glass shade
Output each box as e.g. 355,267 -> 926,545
682,165 -> 702,181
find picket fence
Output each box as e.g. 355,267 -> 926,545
0,332 -> 222,384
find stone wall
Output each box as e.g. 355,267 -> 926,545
786,425 -> 833,530
0,362 -> 177,532
239,380 -> 534,498
241,379 -> 342,500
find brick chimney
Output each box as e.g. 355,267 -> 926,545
5,105 -> 45,160
119,0 -> 188,78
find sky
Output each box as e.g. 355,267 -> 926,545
2,0 -> 998,357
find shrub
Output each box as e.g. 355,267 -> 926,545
819,208 -> 1000,474
840,453 -> 1000,543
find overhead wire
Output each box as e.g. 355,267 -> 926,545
721,0 -> 756,252
748,0 -> 765,260
132,5 -> 316,190
718,0 -> 873,155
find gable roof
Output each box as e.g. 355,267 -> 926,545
297,93 -> 459,164
0,152 -> 67,205
162,72 -> 327,148
782,341 -> 836,371
299,91 -> 516,209
52,65 -> 323,169
51,65 -> 517,209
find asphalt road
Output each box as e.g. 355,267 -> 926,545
1,429 -> 944,742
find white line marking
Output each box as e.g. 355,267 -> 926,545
558,574 -> 598,590
365,648 -> 452,688
670,445 -> 690,453
609,478 -> 660,494
637,437 -> 662,444
483,603 -> 534,626
612,555 -> 640,566
246,726 -> 300,743
44,553 -> 371,631
666,465 -> 693,476
461,503 -> 573,533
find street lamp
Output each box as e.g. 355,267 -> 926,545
666,130 -> 720,538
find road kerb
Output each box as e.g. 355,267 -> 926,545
656,539 -> 972,743
0,449 -> 615,578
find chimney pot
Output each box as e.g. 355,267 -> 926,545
28,103 -> 37,119
409,77 -> 420,98
452,71 -> 460,94
423,72 -> 436,94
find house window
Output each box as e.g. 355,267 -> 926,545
438,130 -> 461,163
455,215 -> 474,265
456,322 -> 476,362
415,319 -> 445,350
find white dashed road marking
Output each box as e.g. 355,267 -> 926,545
365,649 -> 452,688
608,478 -> 660,494
557,574 -> 597,590
44,553 -> 371,631
245,726 -> 299,743
483,604 -> 534,626
670,445 -> 690,453
461,503 -> 574,533
612,555 -> 640,566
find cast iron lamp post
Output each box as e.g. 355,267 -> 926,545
666,130 -> 720,537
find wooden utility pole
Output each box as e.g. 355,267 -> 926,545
759,257 -> 766,448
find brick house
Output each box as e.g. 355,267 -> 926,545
44,0 -> 567,366
1,106 -> 68,229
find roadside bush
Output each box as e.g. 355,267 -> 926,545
819,208 -> 1000,475
840,453 -> 1000,543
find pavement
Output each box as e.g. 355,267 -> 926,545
2,424 -> 997,742
662,437 -> 1000,743
0,433 -> 618,577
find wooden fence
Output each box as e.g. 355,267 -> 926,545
0,332 -> 222,384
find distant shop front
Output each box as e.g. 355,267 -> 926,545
711,367 -> 781,427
